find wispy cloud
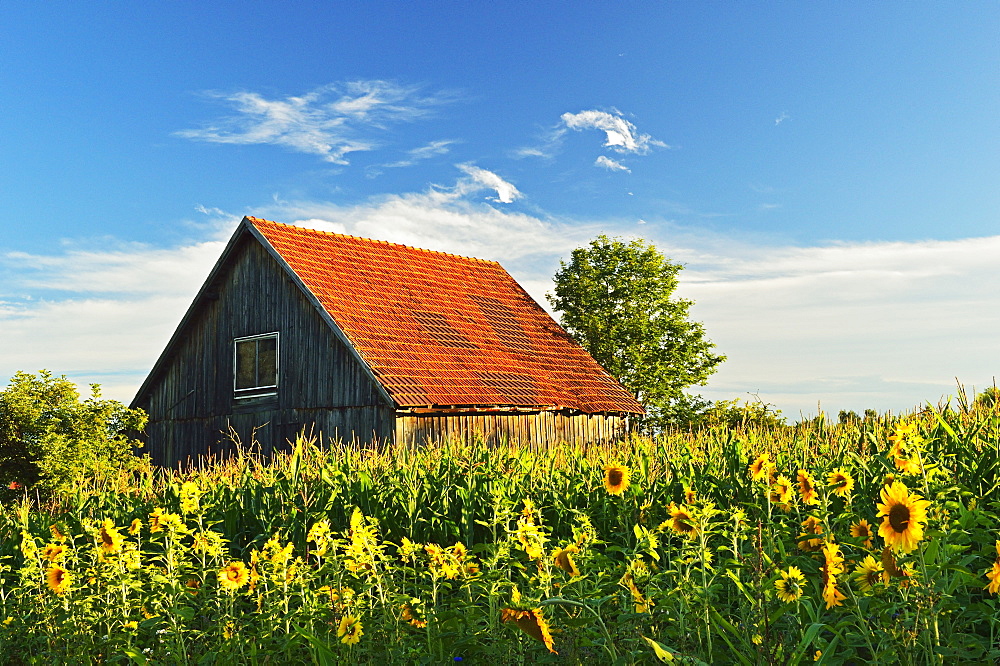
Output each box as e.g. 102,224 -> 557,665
559,109 -> 667,154
511,146 -> 549,159
175,81 -> 455,164
516,108 -> 666,166
380,139 -> 457,169
775,111 -> 790,126
595,155 -> 630,173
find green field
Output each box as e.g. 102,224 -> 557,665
2,402 -> 1000,664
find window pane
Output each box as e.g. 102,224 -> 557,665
257,336 -> 278,387
235,340 -> 257,390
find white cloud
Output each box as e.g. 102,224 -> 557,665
511,146 -> 549,159
454,164 -> 522,203
659,234 -> 1000,415
559,109 -> 666,154
175,81 -> 454,164
263,189 -> 583,267
380,139 -> 457,169
775,111 -> 790,126
3,240 -> 226,295
516,108 -> 665,164
595,155 -> 631,173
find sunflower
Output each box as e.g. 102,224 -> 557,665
41,544 -> 66,562
46,565 -> 71,595
985,560 -> 1000,595
850,519 -> 874,549
828,468 -> 855,497
179,480 -> 201,514
769,475 -> 794,505
774,566 -> 806,603
218,561 -> 250,592
748,453 -> 772,483
820,542 -> 846,609
515,520 -> 546,560
501,608 -> 557,654
552,545 -> 580,577
854,555 -> 884,593
127,519 -> 142,536
822,580 -> 847,608
880,546 -> 904,581
888,420 -> 920,446
888,422 -> 924,475
876,481 -> 930,553
400,602 -> 427,628
684,487 -> 697,504
148,508 -> 165,533
890,446 -> 922,475
798,516 -> 824,552
821,541 -> 845,580
161,512 -> 186,533
668,504 -> 699,538
98,519 -> 124,554
797,469 -> 819,505
338,615 -> 364,645
603,463 -> 631,496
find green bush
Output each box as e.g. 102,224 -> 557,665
0,370 -> 147,496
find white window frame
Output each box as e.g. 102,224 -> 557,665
233,332 -> 279,399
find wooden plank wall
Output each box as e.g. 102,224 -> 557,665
136,235 -> 394,465
394,411 -> 628,448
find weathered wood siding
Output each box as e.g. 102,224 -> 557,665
136,235 -> 394,465
394,410 -> 628,447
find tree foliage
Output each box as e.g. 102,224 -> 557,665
0,370 -> 147,495
548,235 -> 725,426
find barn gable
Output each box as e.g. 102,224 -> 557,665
132,222 -> 394,464
134,217 -> 643,464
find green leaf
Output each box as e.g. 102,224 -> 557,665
122,650 -> 149,666
787,623 -> 824,665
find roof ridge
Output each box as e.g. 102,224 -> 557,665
246,216 -> 500,266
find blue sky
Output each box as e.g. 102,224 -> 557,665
2,2 -> 998,418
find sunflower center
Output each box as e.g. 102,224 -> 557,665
888,503 -> 910,533
608,470 -> 623,486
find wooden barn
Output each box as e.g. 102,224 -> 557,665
131,216 -> 644,466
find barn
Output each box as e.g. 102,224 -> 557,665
131,216 -> 644,466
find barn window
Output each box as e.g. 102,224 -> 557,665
234,333 -> 279,398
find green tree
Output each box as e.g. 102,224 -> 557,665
548,235 -> 725,427
0,370 -> 147,495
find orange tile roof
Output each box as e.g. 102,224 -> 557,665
248,217 -> 644,414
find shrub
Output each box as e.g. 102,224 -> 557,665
0,370 -> 147,496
